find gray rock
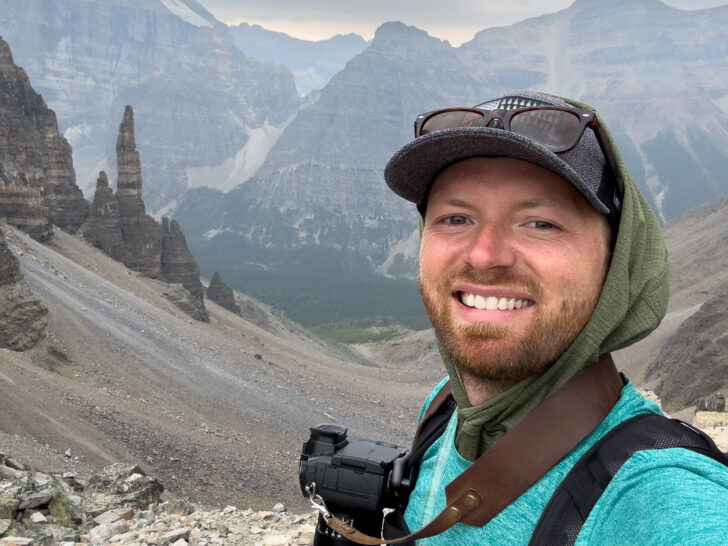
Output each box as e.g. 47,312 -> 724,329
0,226 -> 48,351
206,272 -> 241,315
707,393 -> 726,413
82,463 -> 163,516
18,492 -> 51,510
647,292 -> 728,411
80,171 -> 123,260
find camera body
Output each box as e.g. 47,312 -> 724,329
299,424 -> 410,544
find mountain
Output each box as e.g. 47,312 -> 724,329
175,22 -> 467,328
0,0 -> 300,213
4,0 -> 728,328
175,1 -> 728,327
228,23 -> 368,96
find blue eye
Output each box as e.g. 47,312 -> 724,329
444,215 -> 468,225
529,220 -> 557,230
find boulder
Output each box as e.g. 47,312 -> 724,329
0,226 -> 47,350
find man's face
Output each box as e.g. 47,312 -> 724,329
419,157 -> 610,388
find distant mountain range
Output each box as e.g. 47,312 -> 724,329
2,0 -> 728,327
228,23 -> 368,96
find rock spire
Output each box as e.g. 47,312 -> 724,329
80,106 -> 208,321
206,272 -> 241,315
79,171 -> 123,260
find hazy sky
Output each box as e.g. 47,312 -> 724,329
197,0 -> 728,46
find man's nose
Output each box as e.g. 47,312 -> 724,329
464,223 -> 517,271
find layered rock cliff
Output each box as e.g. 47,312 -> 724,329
0,36 -> 87,239
0,224 -> 47,349
206,272 -> 241,315
0,36 -> 51,241
81,106 -> 207,321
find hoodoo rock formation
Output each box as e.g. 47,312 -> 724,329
115,105 -> 163,279
161,217 -> 207,319
79,171 -> 123,260
81,106 -> 208,321
0,36 -> 87,240
0,225 -> 47,350
206,272 -> 241,315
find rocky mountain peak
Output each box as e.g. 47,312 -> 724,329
370,21 -> 450,52
0,35 -> 14,65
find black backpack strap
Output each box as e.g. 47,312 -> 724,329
410,381 -> 456,464
530,413 -> 728,546
389,381 -> 456,504
381,382 -> 456,544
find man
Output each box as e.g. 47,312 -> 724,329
381,90 -> 728,543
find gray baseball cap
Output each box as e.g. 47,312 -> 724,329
384,90 -> 621,224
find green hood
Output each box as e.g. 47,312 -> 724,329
441,98 -> 670,461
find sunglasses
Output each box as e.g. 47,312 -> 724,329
414,105 -> 598,153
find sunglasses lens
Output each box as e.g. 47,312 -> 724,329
420,110 -> 484,136
509,109 -> 582,151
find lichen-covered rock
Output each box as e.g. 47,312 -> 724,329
206,272 -> 241,315
0,225 -> 47,350
82,463 -> 163,516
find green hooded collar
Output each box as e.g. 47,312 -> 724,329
438,99 -> 670,461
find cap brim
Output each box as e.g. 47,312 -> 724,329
384,127 -> 610,214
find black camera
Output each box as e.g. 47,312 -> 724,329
299,423 -> 411,545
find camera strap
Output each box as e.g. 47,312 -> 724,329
318,354 -> 624,545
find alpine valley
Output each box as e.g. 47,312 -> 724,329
1,0 -> 728,326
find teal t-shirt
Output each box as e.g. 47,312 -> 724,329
404,380 -> 728,545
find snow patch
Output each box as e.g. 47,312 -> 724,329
158,0 -> 212,28
375,228 -> 421,279
203,228 -> 231,240
186,119 -> 291,192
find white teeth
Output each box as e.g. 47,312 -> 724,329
460,292 -> 532,311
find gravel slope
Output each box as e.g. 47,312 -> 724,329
0,225 -> 442,512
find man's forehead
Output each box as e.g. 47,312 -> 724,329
427,157 -> 594,210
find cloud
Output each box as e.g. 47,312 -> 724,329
196,0 -> 728,44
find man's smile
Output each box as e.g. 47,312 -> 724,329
457,291 -> 536,311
